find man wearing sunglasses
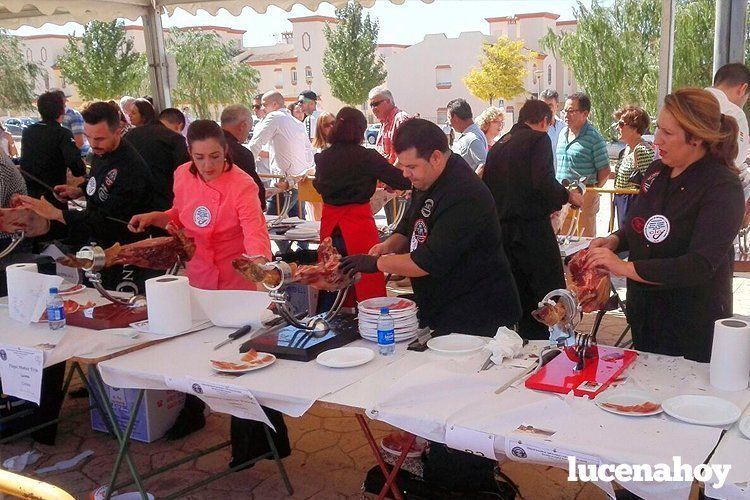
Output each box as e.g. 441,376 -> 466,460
297,90 -> 321,141
555,92 -> 610,237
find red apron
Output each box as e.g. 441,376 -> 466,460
320,202 -> 386,304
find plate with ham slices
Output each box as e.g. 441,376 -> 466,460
210,349 -> 276,373
596,390 -> 663,417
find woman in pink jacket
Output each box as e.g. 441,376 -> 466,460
128,119 -> 271,290
127,120 -> 290,463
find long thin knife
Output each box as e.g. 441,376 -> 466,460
214,324 -> 253,350
18,169 -> 129,226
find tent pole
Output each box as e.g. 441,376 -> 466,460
142,3 -> 171,112
713,0 -> 747,75
657,0 -> 675,109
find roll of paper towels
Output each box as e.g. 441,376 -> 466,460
710,318 -> 750,391
7,263 -> 39,322
145,276 -> 192,335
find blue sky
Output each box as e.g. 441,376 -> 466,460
10,0 -> 582,46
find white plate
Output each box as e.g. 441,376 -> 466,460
360,332 -> 417,343
662,395 -> 742,426
596,390 -> 663,417
426,334 -> 486,354
209,352 -> 276,373
359,297 -> 417,313
739,415 -> 750,439
316,347 -> 375,368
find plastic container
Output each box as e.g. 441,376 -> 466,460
46,287 -> 66,330
377,307 -> 395,356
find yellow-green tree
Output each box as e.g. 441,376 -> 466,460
464,37 -> 530,105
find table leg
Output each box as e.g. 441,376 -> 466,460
88,368 -> 149,500
264,424 -> 294,495
355,414 -> 404,500
376,433 -> 415,500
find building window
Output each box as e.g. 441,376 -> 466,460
274,68 -> 283,89
435,65 -> 451,89
40,47 -> 47,62
291,67 -> 297,86
567,68 -> 572,86
43,71 -> 50,90
26,48 -> 32,60
304,66 -> 313,85
302,32 -> 311,52
436,107 -> 448,125
61,76 -> 67,88
547,65 -> 552,85
532,64 -> 538,84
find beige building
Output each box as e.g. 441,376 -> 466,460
17,25 -> 245,110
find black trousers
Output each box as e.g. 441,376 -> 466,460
502,219 -> 566,340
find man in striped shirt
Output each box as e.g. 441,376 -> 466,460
555,92 -> 611,237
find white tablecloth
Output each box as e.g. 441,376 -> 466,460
706,404 -> 750,499
98,328 -> 409,417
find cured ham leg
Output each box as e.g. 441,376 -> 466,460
0,207 -> 51,237
57,224 -> 196,270
233,237 -> 348,291
568,249 -> 611,313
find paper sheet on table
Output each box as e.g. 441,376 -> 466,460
165,376 -> 273,429
7,266 -> 63,324
0,345 -> 44,404
41,244 -> 80,284
129,319 -> 213,336
190,287 -> 271,328
445,424 -> 497,460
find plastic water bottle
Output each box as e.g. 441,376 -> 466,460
377,307 -> 395,356
46,287 -> 66,331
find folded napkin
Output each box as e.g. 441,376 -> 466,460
486,327 -> 523,364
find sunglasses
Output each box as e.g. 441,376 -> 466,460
252,104 -> 261,110
617,120 -> 627,128
369,99 -> 385,108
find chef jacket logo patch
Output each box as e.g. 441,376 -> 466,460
86,177 -> 97,196
631,216 -> 646,235
104,169 -> 118,188
410,218 -> 428,252
641,171 -> 659,193
643,215 -> 670,243
193,205 -> 212,228
421,199 -> 434,218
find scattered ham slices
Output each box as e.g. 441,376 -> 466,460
600,401 -> 661,414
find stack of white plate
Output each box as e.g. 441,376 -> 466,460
358,297 -> 419,342
284,222 -> 319,240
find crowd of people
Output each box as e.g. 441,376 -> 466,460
1,60 -> 749,486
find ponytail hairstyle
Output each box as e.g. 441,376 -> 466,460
662,88 -> 740,172
186,119 -> 233,176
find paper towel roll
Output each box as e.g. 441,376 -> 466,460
7,263 -> 38,321
710,318 -> 750,391
145,276 -> 192,335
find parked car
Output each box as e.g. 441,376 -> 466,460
365,123 -> 381,145
2,122 -> 24,137
2,118 -> 24,129
19,117 -> 37,127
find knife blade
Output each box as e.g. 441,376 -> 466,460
478,354 -> 494,372
213,324 -> 253,350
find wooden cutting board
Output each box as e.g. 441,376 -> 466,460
66,303 -> 147,330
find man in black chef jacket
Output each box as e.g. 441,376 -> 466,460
483,100 -> 584,340
340,119 -> 521,336
16,101 -> 157,293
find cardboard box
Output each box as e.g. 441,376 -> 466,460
90,384 -> 185,443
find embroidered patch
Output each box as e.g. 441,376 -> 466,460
104,168 -> 118,188
643,215 -> 670,243
86,177 -> 97,196
193,205 -> 211,228
410,218 -> 428,252
631,216 -> 645,235
421,199 -> 434,218
641,170 -> 660,193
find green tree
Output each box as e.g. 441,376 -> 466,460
57,20 -> 146,101
0,30 -> 40,111
169,30 -> 259,119
541,0 -> 661,135
322,1 -> 387,106
464,37 -> 530,104
672,0 -> 715,89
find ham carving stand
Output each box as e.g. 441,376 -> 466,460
526,288 -> 637,398
557,173 -> 587,245
0,231 -> 25,259
239,259 -> 361,361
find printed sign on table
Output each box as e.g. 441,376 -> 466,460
0,345 -> 44,404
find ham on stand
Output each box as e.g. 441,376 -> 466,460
58,224 -> 196,271
233,237 -> 347,291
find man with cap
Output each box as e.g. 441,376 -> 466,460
298,90 -> 321,141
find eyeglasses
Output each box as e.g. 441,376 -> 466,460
563,108 -> 583,115
617,120 -> 627,128
369,99 -> 385,108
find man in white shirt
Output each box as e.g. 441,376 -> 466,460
447,98 -> 487,172
541,88 -> 566,168
706,64 -> 750,170
249,90 -> 314,220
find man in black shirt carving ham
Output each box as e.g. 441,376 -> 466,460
340,119 -> 521,336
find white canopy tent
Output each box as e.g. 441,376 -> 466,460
0,0 -> 744,111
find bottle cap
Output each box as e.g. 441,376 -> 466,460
49,287 -> 58,294
380,307 -> 389,314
